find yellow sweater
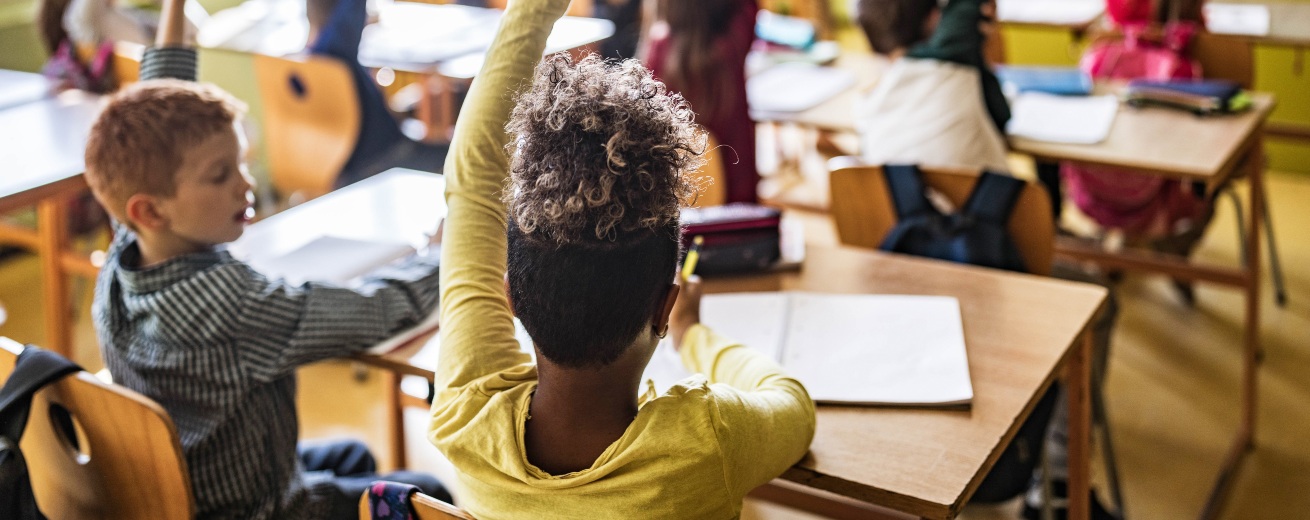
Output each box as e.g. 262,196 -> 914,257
429,0 -> 816,517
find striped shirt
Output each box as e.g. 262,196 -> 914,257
93,226 -> 440,520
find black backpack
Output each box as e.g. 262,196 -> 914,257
879,164 -> 1028,273
0,346 -> 82,520
878,164 -> 1058,502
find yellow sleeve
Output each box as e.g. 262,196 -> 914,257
435,0 -> 571,396
680,324 -> 817,496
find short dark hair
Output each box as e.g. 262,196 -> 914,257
503,54 -> 703,368
508,222 -> 680,367
857,0 -> 939,55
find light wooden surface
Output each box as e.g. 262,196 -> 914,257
357,490 -> 477,520
0,90 -> 102,359
0,69 -> 52,111
1205,1 -> 1310,47
828,162 -> 1055,276
0,91 -> 101,214
253,53 -> 361,202
0,338 -> 195,519
1010,92 -> 1276,181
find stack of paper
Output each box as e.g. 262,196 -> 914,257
243,235 -> 417,287
1007,93 -> 1119,144
747,63 -> 855,113
1204,3 -> 1271,36
642,292 -> 974,406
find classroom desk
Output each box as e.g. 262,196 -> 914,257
996,0 -> 1105,31
1017,93 -> 1276,520
0,90 -> 104,359
0,69 -> 53,111
237,168 -> 1106,518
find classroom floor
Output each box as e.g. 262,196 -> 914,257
1,170 -> 1306,519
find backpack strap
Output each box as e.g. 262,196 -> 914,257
881,164 -> 936,219
961,172 -> 1027,226
0,347 -> 81,442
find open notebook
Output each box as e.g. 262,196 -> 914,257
240,235 -> 442,354
642,292 -> 974,406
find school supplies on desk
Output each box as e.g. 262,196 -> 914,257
681,204 -> 781,275
1124,79 -> 1247,115
642,292 -> 974,406
995,66 -> 1092,96
755,10 -> 816,49
1006,93 -> 1118,144
242,235 -> 418,286
747,63 -> 855,113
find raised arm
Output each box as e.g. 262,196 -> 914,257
435,0 -> 572,394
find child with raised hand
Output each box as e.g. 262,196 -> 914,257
854,0 -> 1011,173
428,0 -> 815,516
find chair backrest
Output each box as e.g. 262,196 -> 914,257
252,53 -> 361,203
692,132 -> 728,207
828,160 -> 1055,275
358,490 -> 476,520
0,338 -> 194,519
1191,31 -> 1255,88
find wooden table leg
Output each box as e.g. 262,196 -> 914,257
1066,333 -> 1092,520
1198,162 -> 1266,520
37,196 -> 72,359
387,371 -> 408,471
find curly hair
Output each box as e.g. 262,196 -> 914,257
504,53 -> 706,245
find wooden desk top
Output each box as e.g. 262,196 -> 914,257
749,53 -> 887,130
198,2 -> 613,75
229,168 -> 445,261
0,69 -> 53,111
1009,92 -> 1276,180
0,90 -> 103,214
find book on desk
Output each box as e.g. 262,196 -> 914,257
643,292 -> 975,407
238,235 -> 443,354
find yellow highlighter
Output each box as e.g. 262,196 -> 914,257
681,235 -> 704,280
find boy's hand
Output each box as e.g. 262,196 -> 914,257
669,275 -> 702,352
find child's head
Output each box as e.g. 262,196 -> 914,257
305,0 -> 339,41
85,80 -> 254,247
504,54 -> 704,369
856,0 -> 941,55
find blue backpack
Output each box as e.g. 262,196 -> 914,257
879,164 -> 1028,273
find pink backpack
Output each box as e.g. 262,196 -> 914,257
1061,17 -> 1208,235
41,40 -> 116,94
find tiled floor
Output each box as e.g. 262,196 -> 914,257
3,171 -> 1307,519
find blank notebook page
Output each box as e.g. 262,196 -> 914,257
643,292 -> 974,406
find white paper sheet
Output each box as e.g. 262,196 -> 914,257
997,0 -> 1104,25
1204,3 -> 1272,36
747,63 -> 855,113
641,292 -> 974,406
1006,93 -> 1119,144
244,235 -> 416,286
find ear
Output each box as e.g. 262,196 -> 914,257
503,274 -> 515,316
124,194 -> 168,231
653,282 -> 680,335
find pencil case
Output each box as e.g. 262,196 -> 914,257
1124,79 -> 1248,115
681,204 -> 782,275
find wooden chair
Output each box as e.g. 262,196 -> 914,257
358,489 -> 476,520
253,53 -> 361,203
0,338 -> 194,518
827,158 -> 1055,275
1191,31 -> 1288,306
691,132 -> 728,207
